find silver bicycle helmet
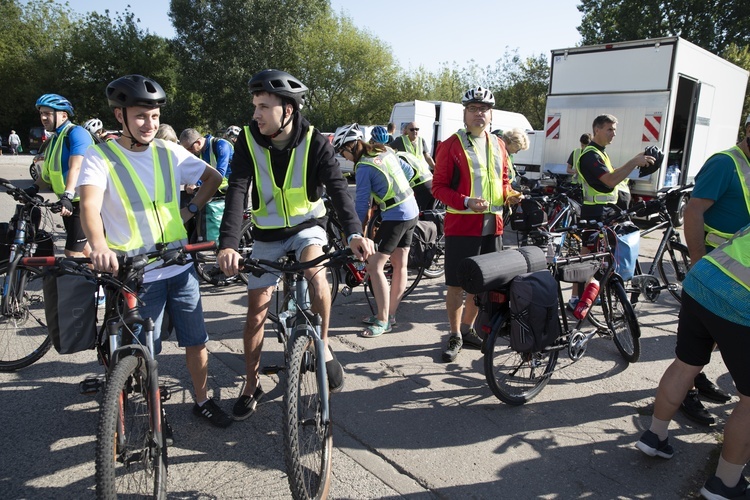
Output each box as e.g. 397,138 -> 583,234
332,123 -> 363,151
462,86 -> 495,107
83,118 -> 103,135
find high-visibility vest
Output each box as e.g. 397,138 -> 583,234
396,151 -> 433,188
42,123 -> 76,198
571,147 -> 583,185
703,146 -> 750,249
245,126 -> 325,229
446,129 -> 506,215
91,139 -> 187,256
358,150 -> 414,212
705,223 -> 750,294
206,136 -> 231,192
400,134 -> 423,158
576,145 -> 618,205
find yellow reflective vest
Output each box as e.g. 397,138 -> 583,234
357,150 -> 414,212
576,145 -> 620,205
705,223 -> 750,294
42,123 -> 76,198
396,151 -> 432,188
446,130 -> 506,215
704,146 -> 750,249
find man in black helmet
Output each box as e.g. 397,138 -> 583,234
217,69 -> 375,421
77,74 -> 233,432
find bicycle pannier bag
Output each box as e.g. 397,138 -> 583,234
510,198 -> 547,232
204,198 -> 225,244
458,246 -> 547,294
407,220 -> 437,269
43,274 -> 97,354
614,222 -> 640,281
509,270 -> 560,353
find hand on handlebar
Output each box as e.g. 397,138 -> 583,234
348,234 -> 375,261
90,247 -> 120,274
217,247 -> 242,277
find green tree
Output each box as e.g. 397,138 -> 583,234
722,43 -> 750,139
490,52 -> 550,130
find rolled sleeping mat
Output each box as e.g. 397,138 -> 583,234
457,246 -> 547,294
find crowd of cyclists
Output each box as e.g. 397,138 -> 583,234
19,65 -> 750,499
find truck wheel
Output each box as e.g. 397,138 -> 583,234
667,193 -> 688,227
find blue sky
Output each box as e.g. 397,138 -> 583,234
60,0 -> 584,71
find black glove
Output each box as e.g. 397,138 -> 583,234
60,196 -> 74,213
23,184 -> 40,197
639,145 -> 664,177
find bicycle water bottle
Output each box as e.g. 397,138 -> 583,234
574,278 -> 600,320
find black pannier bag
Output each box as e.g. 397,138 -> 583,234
407,220 -> 438,269
457,246 -> 547,294
43,273 -> 97,354
509,270 -> 561,353
510,198 -> 548,232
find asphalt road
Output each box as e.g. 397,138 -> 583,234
0,154 -> 740,499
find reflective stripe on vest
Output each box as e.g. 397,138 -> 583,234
358,151 -> 414,212
704,146 -> 750,248
396,151 -> 433,188
246,126 -> 325,229
43,123 -> 74,197
705,223 -> 750,293
447,130 -> 506,215
401,134 -> 423,157
92,139 -> 187,256
576,145 -> 617,205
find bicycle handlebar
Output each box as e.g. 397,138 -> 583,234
240,246 -> 355,276
0,177 -> 62,212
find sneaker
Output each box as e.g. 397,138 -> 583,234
700,474 -> 750,499
462,329 -> 483,349
680,389 -> 715,426
567,296 -> 580,311
161,407 -> 174,446
232,386 -> 264,421
635,430 -> 674,459
442,335 -> 463,362
326,351 -> 345,394
695,372 -> 732,403
193,398 -> 232,428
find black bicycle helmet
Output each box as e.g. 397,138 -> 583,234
106,75 -> 167,109
639,145 -> 664,177
248,69 -> 308,109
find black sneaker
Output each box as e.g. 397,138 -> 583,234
700,474 -> 750,499
161,407 -> 174,446
680,389 -> 715,426
635,430 -> 674,459
695,372 -> 732,403
462,329 -> 483,349
232,386 -> 264,421
442,335 -> 463,362
326,351 -> 345,394
193,398 -> 232,428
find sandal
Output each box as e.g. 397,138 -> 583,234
359,320 -> 391,338
362,314 -> 397,326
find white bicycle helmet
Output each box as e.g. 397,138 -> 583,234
226,125 -> 241,138
462,86 -> 495,107
332,123 -> 363,151
84,118 -> 103,135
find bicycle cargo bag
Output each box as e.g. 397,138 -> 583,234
510,198 -> 547,232
457,246 -> 547,294
43,274 -> 97,354
408,220 -> 437,269
614,222 -> 640,281
203,198 -> 225,244
509,270 -> 560,353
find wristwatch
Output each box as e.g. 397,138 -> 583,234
187,203 -> 199,215
62,190 -> 75,200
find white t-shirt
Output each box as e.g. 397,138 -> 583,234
78,139 -> 207,282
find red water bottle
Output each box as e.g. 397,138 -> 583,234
574,278 -> 600,320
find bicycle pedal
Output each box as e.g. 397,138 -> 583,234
261,365 -> 285,375
79,376 -> 105,395
159,385 -> 171,402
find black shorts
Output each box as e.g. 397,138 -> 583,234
676,292 -> 750,396
374,217 -> 418,255
62,202 -> 88,252
444,234 -> 502,287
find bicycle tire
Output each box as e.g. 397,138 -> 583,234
607,280 -> 641,363
95,355 -> 167,500
657,240 -> 690,303
283,334 -> 332,500
421,234 -> 444,279
483,315 -> 558,405
0,264 -> 52,372
193,220 -> 253,286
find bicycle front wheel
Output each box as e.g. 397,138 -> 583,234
658,240 -> 690,303
95,355 -> 167,500
484,318 -> 558,405
0,264 -> 52,372
283,335 -> 332,500
607,280 -> 641,363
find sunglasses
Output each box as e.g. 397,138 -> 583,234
409,127 -> 419,132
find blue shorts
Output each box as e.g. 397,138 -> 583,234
138,267 -> 209,354
247,225 -> 328,290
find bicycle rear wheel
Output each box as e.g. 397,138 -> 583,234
606,280 -> 641,363
484,317 -> 558,405
0,264 -> 51,372
95,355 -> 167,499
283,334 -> 332,500
658,240 -> 690,303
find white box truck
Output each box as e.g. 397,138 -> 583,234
541,36 -> 749,224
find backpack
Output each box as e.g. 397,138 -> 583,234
510,198 -> 547,232
43,273 -> 97,354
509,270 -> 560,353
407,220 -> 438,269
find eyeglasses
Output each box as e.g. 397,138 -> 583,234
466,105 -> 491,113
409,128 -> 419,132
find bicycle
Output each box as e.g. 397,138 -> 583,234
480,221 -> 641,406
241,246 -> 357,500
0,178 -> 60,372
24,241 -> 216,499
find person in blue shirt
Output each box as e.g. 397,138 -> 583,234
334,123 -> 419,337
29,93 -> 93,257
179,128 -> 233,194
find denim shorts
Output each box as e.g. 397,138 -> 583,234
247,225 -> 328,290
138,266 -> 209,354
